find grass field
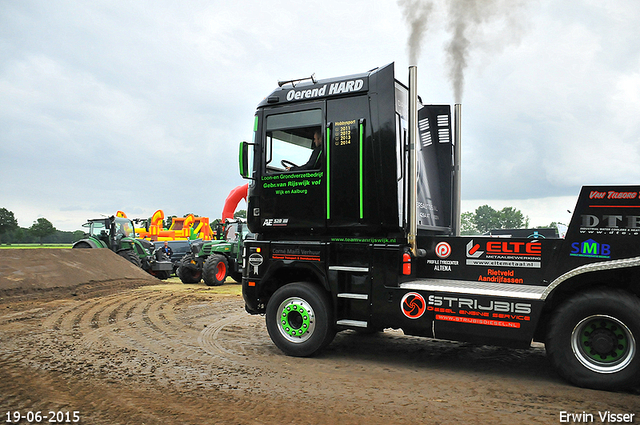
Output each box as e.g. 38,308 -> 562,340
0,244 -> 72,249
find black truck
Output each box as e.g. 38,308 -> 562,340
238,63 -> 640,391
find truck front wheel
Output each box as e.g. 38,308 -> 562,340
266,282 -> 336,357
546,288 -> 640,390
203,254 -> 228,286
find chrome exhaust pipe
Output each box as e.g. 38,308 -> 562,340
408,66 -> 418,255
453,104 -> 462,236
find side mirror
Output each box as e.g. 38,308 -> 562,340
239,141 -> 254,180
239,141 -> 249,179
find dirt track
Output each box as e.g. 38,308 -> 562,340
0,250 -> 638,424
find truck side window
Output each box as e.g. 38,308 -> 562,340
265,109 -> 323,174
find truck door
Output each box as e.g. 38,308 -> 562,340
259,103 -> 326,231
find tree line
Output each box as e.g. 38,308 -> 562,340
1,205 -> 555,244
0,208 -> 83,245
461,204 -> 559,235
0,207 -> 250,245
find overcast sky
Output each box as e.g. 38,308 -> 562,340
2,0 -> 639,231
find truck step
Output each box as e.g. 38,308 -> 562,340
336,319 -> 368,328
337,293 -> 369,300
329,266 -> 369,273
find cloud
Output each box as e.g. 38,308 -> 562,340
1,0 -> 639,231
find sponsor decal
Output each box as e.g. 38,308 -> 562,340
272,247 -> 321,262
248,253 -> 263,274
401,292 -> 426,319
589,190 -> 639,200
426,258 -> 459,272
263,218 -> 289,227
477,268 -> 524,284
428,295 -> 531,314
466,240 -> 483,258
580,214 -> 640,236
261,171 -> 323,197
435,315 -> 521,328
428,294 -> 531,328
435,241 -> 452,259
330,237 -> 398,243
428,242 -> 457,271
485,241 -> 541,256
570,239 -> 611,259
465,239 -> 542,268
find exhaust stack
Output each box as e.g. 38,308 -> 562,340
453,104 -> 462,236
408,66 -> 418,256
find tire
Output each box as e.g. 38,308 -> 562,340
203,254 -> 228,286
118,250 -> 142,268
152,270 -> 171,280
266,282 -> 336,357
178,253 -> 202,284
73,242 -> 91,249
546,287 -> 640,390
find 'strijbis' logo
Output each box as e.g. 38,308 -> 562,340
401,292 -> 426,319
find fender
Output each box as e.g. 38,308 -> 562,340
260,259 -> 330,295
72,238 -> 103,249
542,255 -> 640,300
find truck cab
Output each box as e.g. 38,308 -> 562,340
238,63 -> 640,391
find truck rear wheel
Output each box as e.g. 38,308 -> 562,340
203,254 -> 228,286
546,288 -> 640,390
266,282 -> 336,357
178,253 -> 202,284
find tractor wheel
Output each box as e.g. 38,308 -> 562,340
118,250 -> 142,268
73,242 -> 92,249
266,282 -> 336,357
203,254 -> 228,286
546,287 -> 640,390
178,253 -> 202,284
151,270 -> 171,280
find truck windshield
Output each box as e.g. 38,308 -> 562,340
265,109 -> 322,173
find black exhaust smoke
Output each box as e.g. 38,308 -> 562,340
398,0 -> 529,103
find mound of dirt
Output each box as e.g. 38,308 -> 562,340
0,249 -> 159,302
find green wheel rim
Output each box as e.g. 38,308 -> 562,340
571,314 -> 636,374
277,297 -> 316,343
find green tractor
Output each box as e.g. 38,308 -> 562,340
178,219 -> 254,286
73,215 -> 173,279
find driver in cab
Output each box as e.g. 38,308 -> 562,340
286,128 -> 322,171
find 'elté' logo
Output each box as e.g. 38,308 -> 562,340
466,239 -> 541,258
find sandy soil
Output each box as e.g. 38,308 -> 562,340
0,250 -> 638,424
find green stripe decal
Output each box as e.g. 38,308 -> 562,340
326,126 -> 331,220
359,121 -> 364,219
